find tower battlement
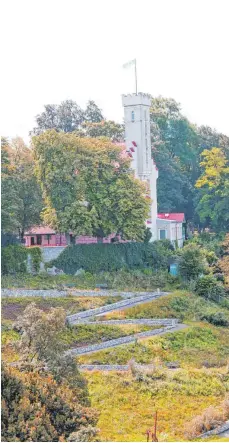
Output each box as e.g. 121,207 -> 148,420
122,93 -> 151,107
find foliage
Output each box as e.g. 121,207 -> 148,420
84,370 -> 228,442
1,245 -> 42,275
28,247 -> 42,272
1,364 -> 98,442
178,244 -> 206,280
51,241 -> 174,274
1,245 -> 28,275
200,312 -> 229,327
31,100 -> 85,135
195,275 -> 226,302
83,120 -> 124,141
1,137 -> 43,239
218,234 -> 229,289
195,148 -> 229,231
150,97 -> 199,220
62,323 -> 150,347
33,130 -> 149,241
84,100 -> 104,123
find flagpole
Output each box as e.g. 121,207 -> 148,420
135,59 -> 138,95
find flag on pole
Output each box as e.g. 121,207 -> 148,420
122,59 -> 136,69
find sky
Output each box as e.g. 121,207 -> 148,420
1,0 -> 229,143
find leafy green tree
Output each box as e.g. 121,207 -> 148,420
1,138 -> 20,234
197,125 -> 229,159
83,120 -> 124,141
195,148 -> 229,231
32,100 -> 85,135
1,137 -> 43,240
178,244 -> 206,280
195,274 -> 225,302
150,97 -> 199,220
33,130 -> 150,241
84,100 -> 104,122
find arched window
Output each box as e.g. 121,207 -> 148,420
131,111 -> 135,122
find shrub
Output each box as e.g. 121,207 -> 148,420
28,247 -> 42,272
51,242 -> 174,274
178,244 -> 206,281
185,406 -> 224,439
1,245 -> 27,275
1,245 -> 42,275
1,364 -> 98,442
200,312 -> 229,327
195,275 -> 226,302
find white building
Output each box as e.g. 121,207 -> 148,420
122,92 -> 185,247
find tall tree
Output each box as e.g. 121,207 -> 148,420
1,138 -> 20,234
1,137 -> 43,240
83,120 -> 124,142
84,100 -> 104,123
32,100 -> 85,135
150,96 -> 199,220
33,130 -> 150,241
195,148 -> 229,231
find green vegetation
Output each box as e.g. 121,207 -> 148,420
78,291 -> 229,367
51,241 -> 174,274
61,323 -> 153,347
84,369 -> 228,442
1,245 -> 42,275
1,268 -> 178,291
33,130 -> 150,241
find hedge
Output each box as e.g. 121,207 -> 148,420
51,242 -> 174,274
1,245 -> 42,275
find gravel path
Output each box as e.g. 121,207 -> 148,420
1,288 -> 164,299
67,324 -> 187,356
67,291 -> 169,323
3,288 -> 188,369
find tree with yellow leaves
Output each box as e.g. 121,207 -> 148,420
195,148 -> 229,231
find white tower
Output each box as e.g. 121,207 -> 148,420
122,93 -> 158,241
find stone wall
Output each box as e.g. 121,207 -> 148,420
41,247 -> 66,263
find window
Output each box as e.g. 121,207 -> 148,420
131,111 -> 135,122
159,229 -> 166,240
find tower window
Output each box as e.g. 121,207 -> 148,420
131,111 -> 135,122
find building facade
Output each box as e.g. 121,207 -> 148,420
122,92 -> 185,246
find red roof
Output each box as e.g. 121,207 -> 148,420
157,213 -> 185,222
25,226 -> 56,235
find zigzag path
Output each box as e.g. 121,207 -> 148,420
3,289 -> 187,371
65,290 -> 187,369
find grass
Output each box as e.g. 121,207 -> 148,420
78,323 -> 229,367
2,283 -> 229,441
84,370 -> 228,441
61,323 -> 154,347
1,269 -> 180,291
101,290 -> 229,322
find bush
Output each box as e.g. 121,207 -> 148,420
200,312 -> 229,327
195,275 -> 226,302
178,244 -> 206,281
1,245 -> 42,275
28,247 -> 42,272
1,364 -> 98,442
51,242 -> 175,274
1,245 -> 28,275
